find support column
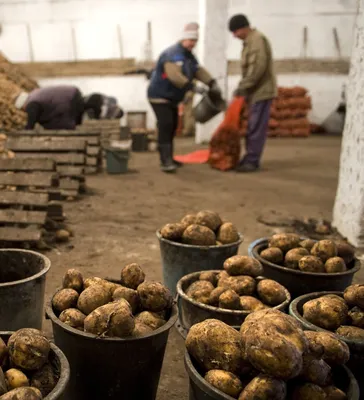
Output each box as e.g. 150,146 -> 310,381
196,0 -> 229,144
332,0 -> 364,247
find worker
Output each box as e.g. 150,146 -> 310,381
83,93 -> 124,120
147,22 -> 222,173
229,14 -> 277,173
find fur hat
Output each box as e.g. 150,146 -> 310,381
181,22 -> 199,41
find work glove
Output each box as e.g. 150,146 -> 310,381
209,80 -> 222,95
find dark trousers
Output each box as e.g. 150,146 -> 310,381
71,88 -> 85,126
240,99 -> 272,167
150,102 -> 178,145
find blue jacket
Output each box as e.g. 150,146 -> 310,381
147,43 -> 199,104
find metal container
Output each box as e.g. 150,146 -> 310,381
193,92 -> 226,124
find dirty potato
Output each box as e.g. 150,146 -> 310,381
160,223 -> 185,241
195,210 -> 222,231
219,290 -> 241,310
301,355 -> 331,386
260,247 -> 284,265
284,248 -> 309,270
344,284 -> 364,308
113,286 -> 140,313
348,306 -> 364,328
205,370 -> 243,398
311,240 -> 338,262
268,233 -> 301,253
217,270 -> 229,282
240,296 -> 266,312
182,224 -> 216,246
0,368 -> 6,396
336,325 -> 364,340
325,257 -> 347,273
77,284 -> 112,315
59,308 -> 86,330
186,281 -> 214,297
298,256 -> 325,273
336,241 -> 355,265
52,288 -> 79,313
257,280 -> 287,306
0,338 -> 8,368
30,363 -> 57,397
223,256 -> 263,277
238,374 -> 286,400
199,272 -> 217,286
120,263 -> 146,290
0,387 -> 42,400
300,239 -> 316,252
135,311 -> 166,331
209,287 -> 228,306
323,386 -> 347,400
218,276 -> 256,296
4,369 -> 29,390
62,268 -> 83,292
180,214 -> 197,229
216,223 -> 240,244
291,383 -> 327,400
130,322 -> 154,338
137,281 -> 173,312
83,277 -> 120,296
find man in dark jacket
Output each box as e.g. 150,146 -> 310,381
83,93 -> 124,120
148,22 -> 222,173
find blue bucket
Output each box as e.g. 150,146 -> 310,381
105,146 -> 130,174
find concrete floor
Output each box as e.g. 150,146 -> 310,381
42,135 -> 363,399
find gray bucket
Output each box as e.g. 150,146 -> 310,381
156,232 -> 243,297
105,146 -> 129,174
193,92 -> 226,124
0,249 -> 50,330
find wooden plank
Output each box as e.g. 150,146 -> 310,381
7,138 -> 86,152
14,153 -> 86,165
0,209 -> 46,224
0,172 -> 56,187
0,191 -> 48,207
7,134 -> 100,146
86,157 -> 98,166
85,166 -> 98,174
0,159 -> 55,172
30,188 -> 61,201
61,189 -> 79,198
10,130 -> 100,137
0,227 -> 41,242
87,146 -> 101,156
60,178 -> 80,191
56,165 -> 84,177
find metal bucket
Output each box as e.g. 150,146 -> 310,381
156,231 -> 243,297
46,296 -> 178,400
289,291 -> 364,395
176,270 -> 291,338
193,92 -> 226,124
105,146 -> 130,174
0,249 -> 51,330
0,332 -> 70,400
249,238 -> 361,299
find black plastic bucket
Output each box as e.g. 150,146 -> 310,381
0,249 -> 51,330
185,350 -> 359,400
131,132 -> 149,152
0,332 -> 70,400
157,231 -> 243,297
46,298 -> 178,400
193,92 -> 226,124
289,291 -> 364,394
176,270 -> 290,338
249,238 -> 360,298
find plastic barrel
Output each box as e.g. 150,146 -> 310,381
185,351 -> 359,400
105,147 -> 129,174
157,231 -> 243,297
193,92 -> 226,124
289,291 -> 364,395
0,332 -> 70,400
176,271 -> 291,338
46,298 -> 178,400
0,249 -> 50,330
248,238 -> 361,298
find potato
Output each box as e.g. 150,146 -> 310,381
195,210 -> 222,231
336,325 -> 364,340
30,363 -> 56,397
240,296 -> 266,311
291,383 -> 327,400
284,248 -> 309,269
8,330 -> 50,371
84,299 -> 135,337
301,355 -> 331,386
62,269 -> 83,292
0,339 -> 8,368
160,223 -> 185,241
219,290 -> 241,310
205,370 -> 242,398
217,271 -> 229,282
83,277 -> 120,296
182,224 -> 216,246
223,256 -> 263,277
4,369 -> 28,390
298,256 -> 325,273
348,306 -> 364,328
300,239 -> 316,252
135,311 -> 166,330
130,322 -> 154,338
268,233 -> 300,253
77,284 -> 111,315
260,247 -> 284,264
187,280 -> 214,304
323,386 -> 347,400
120,263 -> 146,290
0,368 -> 6,396
257,280 -> 287,306
180,214 -> 197,228
302,296 -> 348,330
304,331 -> 350,366
186,319 -> 245,374
216,223 -> 240,244
325,257 -> 347,273
59,308 -> 86,330
137,281 -> 173,312
311,240 -> 338,262
238,374 -> 286,400
218,276 -> 256,296
199,272 -> 217,286
344,284 -> 364,308
52,288 -> 79,313
209,287 -> 228,306
113,286 -> 139,313
0,387 -> 42,400
336,241 -> 355,265
323,294 -> 347,307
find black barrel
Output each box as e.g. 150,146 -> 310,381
289,291 -> 364,394
46,298 -> 178,400
0,249 -> 51,330
249,238 -> 360,298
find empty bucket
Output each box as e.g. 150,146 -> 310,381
105,141 -> 131,174
193,92 -> 226,124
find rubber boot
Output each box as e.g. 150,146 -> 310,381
159,144 -> 177,173
171,140 -> 183,168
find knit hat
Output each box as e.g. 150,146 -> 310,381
228,14 -> 250,32
181,22 -> 199,41
14,92 -> 29,109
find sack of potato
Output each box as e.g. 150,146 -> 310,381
0,328 -> 60,399
160,210 -> 241,246
259,233 -> 356,274
184,255 -> 289,312
186,309 -> 352,399
51,264 -> 173,338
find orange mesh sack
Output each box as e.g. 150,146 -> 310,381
208,97 -> 244,171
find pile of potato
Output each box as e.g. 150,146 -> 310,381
52,264 -> 173,338
186,309 -> 351,399
160,210 -> 240,246
260,233 -> 355,274
0,328 -> 58,399
302,285 -> 364,341
185,255 -> 288,311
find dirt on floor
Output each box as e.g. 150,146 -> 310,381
42,135 -> 363,400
